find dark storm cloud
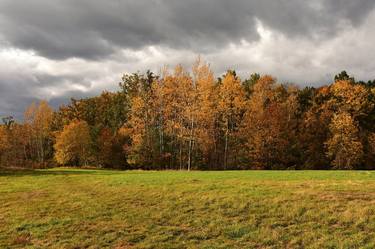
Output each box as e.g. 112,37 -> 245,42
0,0 -> 374,60
0,70 -> 93,120
0,72 -> 43,119
1,0 -> 375,120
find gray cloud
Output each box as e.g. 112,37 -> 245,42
1,0 -> 374,60
0,0 -> 375,120
0,69 -> 93,119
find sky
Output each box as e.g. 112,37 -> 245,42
1,0 -> 375,119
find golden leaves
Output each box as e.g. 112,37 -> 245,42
54,120 -> 92,165
326,112 -> 363,169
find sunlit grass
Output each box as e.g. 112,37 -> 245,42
1,169 -> 375,248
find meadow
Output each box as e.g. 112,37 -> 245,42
1,169 -> 375,248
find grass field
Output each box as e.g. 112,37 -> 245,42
1,169 -> 375,248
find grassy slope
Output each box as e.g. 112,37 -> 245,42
1,169 -> 375,248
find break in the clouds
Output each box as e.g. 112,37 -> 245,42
1,0 -> 375,119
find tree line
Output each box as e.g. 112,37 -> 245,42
1,60 -> 375,170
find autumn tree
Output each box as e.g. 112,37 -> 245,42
192,59 -> 217,168
24,101 -> 54,164
155,65 -> 194,170
330,80 -> 373,119
0,120 -> 29,168
97,127 -> 125,168
0,125 -> 9,166
297,86 -> 333,169
97,128 -> 114,166
241,76 -> 299,169
326,112 -> 363,169
217,71 -> 246,169
118,71 -> 161,168
122,95 -> 152,167
54,120 -> 92,166
241,75 -> 274,169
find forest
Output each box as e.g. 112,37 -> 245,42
1,59 -> 375,170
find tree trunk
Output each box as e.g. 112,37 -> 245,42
188,116 -> 194,171
224,121 -> 228,170
179,142 -> 183,170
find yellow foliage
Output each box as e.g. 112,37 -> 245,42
331,80 -> 373,116
326,112 -> 363,169
54,120 -> 92,166
0,126 -> 9,152
24,100 -> 53,163
193,59 -> 217,157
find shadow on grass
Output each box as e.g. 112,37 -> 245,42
0,168 -> 123,177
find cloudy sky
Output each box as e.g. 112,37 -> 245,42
1,0 -> 375,119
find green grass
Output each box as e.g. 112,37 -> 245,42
1,169 -> 375,248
